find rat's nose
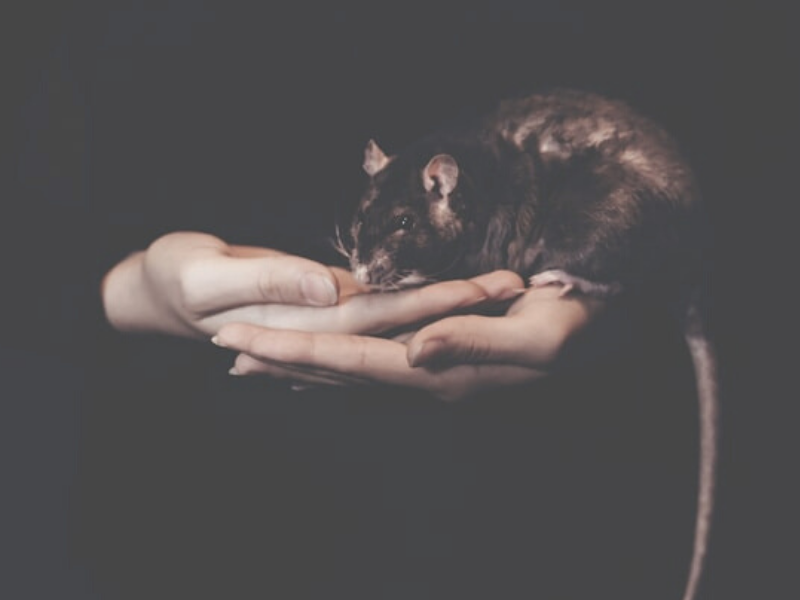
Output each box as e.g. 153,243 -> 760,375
353,264 -> 371,284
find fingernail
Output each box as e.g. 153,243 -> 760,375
228,365 -> 242,376
211,335 -> 226,347
300,273 -> 338,306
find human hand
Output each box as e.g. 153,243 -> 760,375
102,231 -> 349,338
101,231 -> 516,340
213,276 -> 606,401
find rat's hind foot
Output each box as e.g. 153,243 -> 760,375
528,269 -> 622,299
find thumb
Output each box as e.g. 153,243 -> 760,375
406,312 -> 565,368
188,253 -> 341,312
406,315 -> 521,367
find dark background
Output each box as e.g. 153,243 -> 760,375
1,1 -> 797,599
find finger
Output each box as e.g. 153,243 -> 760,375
407,289 -> 599,367
229,250 -> 366,298
204,270 -> 521,336
334,278 -> 496,335
230,353 -> 368,387
197,275 -> 495,336
215,324 -> 412,384
406,314 -> 563,367
467,270 -> 526,300
186,254 -> 341,312
217,325 -> 545,401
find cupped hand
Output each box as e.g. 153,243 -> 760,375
101,231 -> 517,341
213,276 -> 606,401
102,231 -> 346,337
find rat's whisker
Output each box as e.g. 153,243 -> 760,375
330,221 -> 352,260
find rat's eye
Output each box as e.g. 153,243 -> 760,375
393,214 -> 415,232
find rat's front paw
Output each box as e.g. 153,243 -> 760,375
528,269 -> 622,298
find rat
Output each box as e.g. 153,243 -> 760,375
337,88 -> 718,600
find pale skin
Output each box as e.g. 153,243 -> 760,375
102,231 -> 606,401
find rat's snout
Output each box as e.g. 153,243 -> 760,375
352,263 -> 370,284
351,249 -> 393,286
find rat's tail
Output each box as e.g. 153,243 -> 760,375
679,290 -> 720,600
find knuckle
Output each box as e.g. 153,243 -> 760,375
352,337 -> 371,371
307,334 -> 324,366
255,266 -> 278,303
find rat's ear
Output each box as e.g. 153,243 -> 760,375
422,154 -> 459,196
363,139 -> 392,176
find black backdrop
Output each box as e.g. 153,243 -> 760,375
1,2 -> 797,599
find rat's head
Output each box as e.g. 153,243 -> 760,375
347,139 -> 472,289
